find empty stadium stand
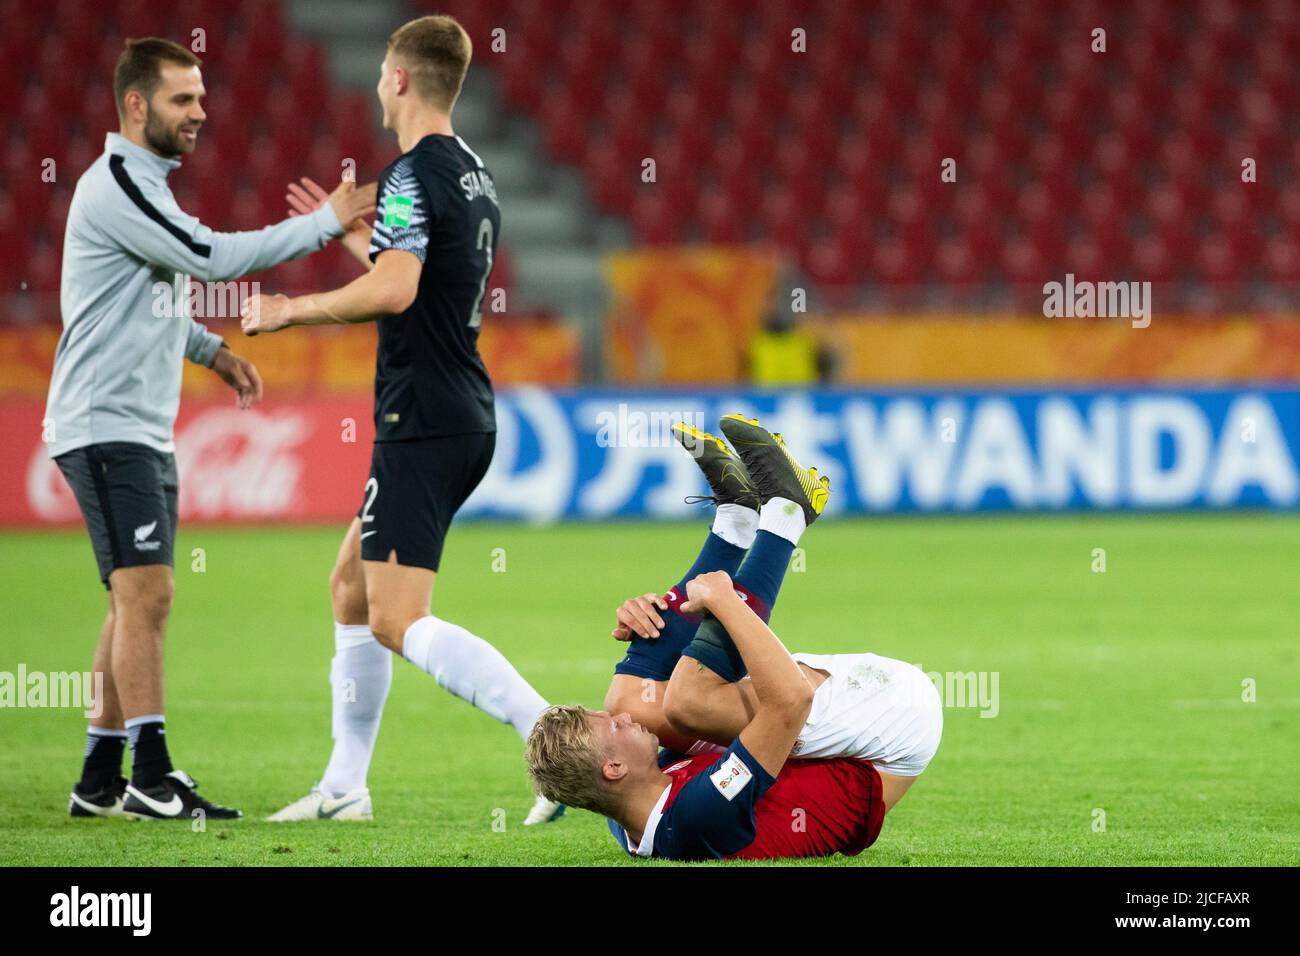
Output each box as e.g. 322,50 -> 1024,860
2,0 -> 1296,322
428,0 -> 1299,311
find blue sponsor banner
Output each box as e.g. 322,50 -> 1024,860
461,386 -> 1300,519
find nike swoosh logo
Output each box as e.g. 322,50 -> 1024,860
360,531 -> 377,539
719,463 -> 749,484
318,796 -> 364,819
70,792 -> 125,815
131,789 -> 183,816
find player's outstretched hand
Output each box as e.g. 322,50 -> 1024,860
612,592 -> 668,641
289,177 -> 376,269
679,570 -> 734,615
240,292 -> 293,335
326,178 -> 377,231
285,176 -> 330,218
288,177 -> 375,228
210,347 -> 264,410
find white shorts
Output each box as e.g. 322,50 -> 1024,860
788,652 -> 943,777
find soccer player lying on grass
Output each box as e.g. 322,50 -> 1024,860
526,416 -> 943,860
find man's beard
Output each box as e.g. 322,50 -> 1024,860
143,107 -> 194,156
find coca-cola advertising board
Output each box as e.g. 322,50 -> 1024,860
5,398 -> 376,526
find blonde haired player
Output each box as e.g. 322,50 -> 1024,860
527,417 -> 943,859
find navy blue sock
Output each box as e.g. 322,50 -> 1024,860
732,530 -> 796,613
79,730 -> 126,790
683,530 -> 796,682
613,530 -> 748,682
675,530 -> 747,593
127,720 -> 174,789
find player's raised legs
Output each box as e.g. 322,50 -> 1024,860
664,415 -> 829,743
604,421 -> 763,750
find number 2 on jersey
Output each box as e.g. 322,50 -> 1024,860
469,217 -> 494,329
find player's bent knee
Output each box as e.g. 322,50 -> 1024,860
661,681 -> 710,740
367,608 -> 420,653
366,615 -> 401,652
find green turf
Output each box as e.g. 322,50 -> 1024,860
0,514 -> 1295,866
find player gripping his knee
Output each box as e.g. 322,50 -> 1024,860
527,416 -> 942,860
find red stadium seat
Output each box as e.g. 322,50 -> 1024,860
1264,238 -> 1300,283
5,0 -> 1295,312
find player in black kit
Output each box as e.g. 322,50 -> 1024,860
243,15 -> 562,825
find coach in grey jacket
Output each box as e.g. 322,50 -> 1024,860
51,37 -> 375,821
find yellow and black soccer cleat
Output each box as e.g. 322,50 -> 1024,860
718,414 -> 830,523
672,422 -> 762,510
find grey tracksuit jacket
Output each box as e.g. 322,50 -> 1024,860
44,132 -> 343,456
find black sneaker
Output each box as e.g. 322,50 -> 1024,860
122,770 -> 242,820
718,414 -> 830,523
672,421 -> 761,509
69,775 -> 127,818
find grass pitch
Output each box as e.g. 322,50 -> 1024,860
0,514 -> 1295,866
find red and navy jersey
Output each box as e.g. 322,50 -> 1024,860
607,739 -> 885,861
367,133 -> 498,441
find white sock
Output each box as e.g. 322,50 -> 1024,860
402,615 -> 549,739
759,496 -> 807,545
124,713 -> 164,751
320,623 -> 391,797
711,503 -> 759,549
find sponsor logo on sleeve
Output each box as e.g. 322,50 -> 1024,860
709,753 -> 753,801
383,195 -> 413,228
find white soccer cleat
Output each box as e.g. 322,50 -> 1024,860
266,786 -> 372,822
523,792 -> 566,826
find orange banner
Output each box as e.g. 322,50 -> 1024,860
605,247 -> 781,384
0,315 -> 579,399
815,315 -> 1300,384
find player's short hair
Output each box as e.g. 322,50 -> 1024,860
113,37 -> 202,117
387,14 -> 472,111
526,705 -> 619,817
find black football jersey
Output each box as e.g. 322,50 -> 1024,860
368,134 -> 499,440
